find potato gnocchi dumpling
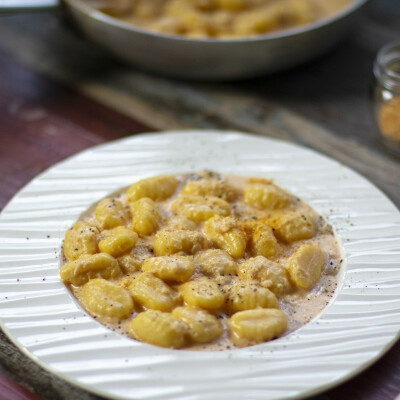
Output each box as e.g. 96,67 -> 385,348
130,197 -> 160,236
81,278 -> 134,318
204,215 -> 247,258
131,309 -> 188,348
194,249 -> 237,277
127,175 -> 178,202
60,253 -> 120,286
154,229 -> 208,256
288,243 -> 326,290
182,178 -> 239,201
128,272 -> 181,312
171,194 -> 231,222
180,277 -> 225,310
226,281 -> 279,313
62,171 -> 340,350
98,226 -> 138,257
238,256 -> 292,297
230,308 -> 288,347
240,220 -> 277,258
63,221 -> 99,261
172,306 -> 223,343
268,211 -> 318,243
95,198 -> 129,230
244,183 -> 294,210
142,255 -> 194,282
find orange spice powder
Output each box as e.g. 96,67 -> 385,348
379,96 -> 400,142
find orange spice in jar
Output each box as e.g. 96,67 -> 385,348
379,97 -> 400,142
373,41 -> 400,155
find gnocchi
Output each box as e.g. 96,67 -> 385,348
238,256 -> 292,297
172,306 -> 223,343
288,243 -> 326,289
268,211 -> 318,243
63,221 -> 99,261
131,309 -> 188,348
226,281 -> 279,313
204,215 -> 247,258
98,226 -> 138,257
154,229 -> 208,256
240,220 -> 277,258
230,308 -> 288,347
61,171 -> 340,350
103,0 -> 352,40
81,278 -> 134,318
179,277 -> 225,310
128,272 -> 180,312
182,177 -> 239,201
171,194 -> 231,222
130,197 -> 160,236
194,249 -> 237,277
95,198 -> 129,230
60,253 -> 120,286
142,255 -> 195,282
244,183 -> 293,210
127,175 -> 178,202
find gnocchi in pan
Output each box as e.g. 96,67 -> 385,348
102,0 -> 352,40
61,171 -> 341,350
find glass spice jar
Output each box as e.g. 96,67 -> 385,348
373,40 -> 400,156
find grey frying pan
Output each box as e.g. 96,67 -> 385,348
0,0 -> 368,80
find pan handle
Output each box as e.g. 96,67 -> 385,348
0,0 -> 60,13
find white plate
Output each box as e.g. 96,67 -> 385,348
0,131 -> 399,400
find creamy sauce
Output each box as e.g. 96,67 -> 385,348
65,172 -> 342,350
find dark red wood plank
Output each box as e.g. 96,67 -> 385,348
0,47 -> 152,211
0,374 -> 43,400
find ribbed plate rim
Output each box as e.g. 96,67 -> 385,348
0,130 -> 399,400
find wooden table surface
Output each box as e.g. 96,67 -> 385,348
0,1 -> 399,399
